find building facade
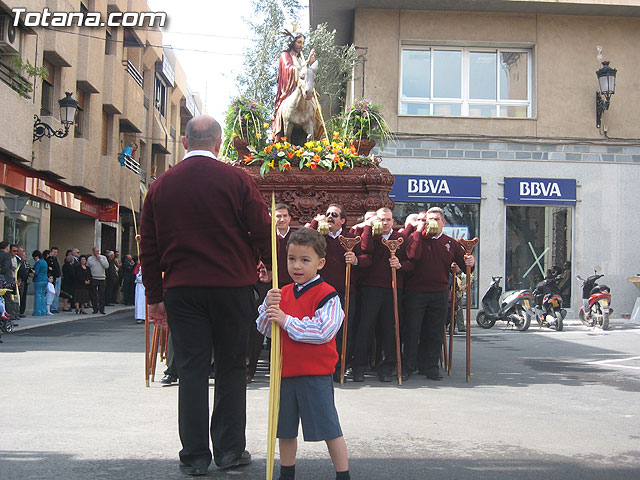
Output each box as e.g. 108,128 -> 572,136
311,0 -> 640,316
0,0 -> 200,257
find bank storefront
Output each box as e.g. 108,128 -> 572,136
503,178 -> 575,307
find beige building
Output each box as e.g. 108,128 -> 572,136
0,0 -> 201,258
311,0 -> 640,316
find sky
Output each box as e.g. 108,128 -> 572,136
146,0 -> 309,123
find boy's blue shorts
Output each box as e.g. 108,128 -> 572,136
277,374 -> 343,442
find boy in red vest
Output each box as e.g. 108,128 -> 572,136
256,228 -> 350,480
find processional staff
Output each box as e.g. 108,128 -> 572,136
381,236 -> 404,386
448,274 -> 456,375
267,192 -> 283,480
337,235 -> 362,385
458,237 -> 479,382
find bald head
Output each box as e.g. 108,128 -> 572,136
183,115 -> 222,153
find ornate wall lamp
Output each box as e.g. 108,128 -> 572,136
595,61 -> 617,129
33,92 -> 79,142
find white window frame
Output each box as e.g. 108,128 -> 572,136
399,46 -> 533,118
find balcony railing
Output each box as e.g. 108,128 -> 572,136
122,60 -> 143,88
0,59 -> 33,98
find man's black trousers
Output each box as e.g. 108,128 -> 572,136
165,286 -> 253,470
402,290 -> 448,375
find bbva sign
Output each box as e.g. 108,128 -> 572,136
504,178 -> 576,205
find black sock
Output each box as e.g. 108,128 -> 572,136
336,470 -> 350,480
279,464 -> 295,480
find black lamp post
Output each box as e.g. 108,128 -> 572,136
33,92 -> 79,142
595,61 -> 617,129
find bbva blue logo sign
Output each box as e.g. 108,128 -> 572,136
504,178 -> 576,205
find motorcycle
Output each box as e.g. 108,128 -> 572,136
577,267 -> 612,330
532,275 -> 567,331
476,276 -> 534,331
0,314 -> 13,334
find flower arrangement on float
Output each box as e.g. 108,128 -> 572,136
222,97 -> 391,177
242,132 -> 381,178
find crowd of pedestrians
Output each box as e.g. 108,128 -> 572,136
0,242 -> 139,327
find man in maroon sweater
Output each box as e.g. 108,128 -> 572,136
275,203 -> 294,287
140,115 -> 271,475
403,207 -> 475,380
352,207 -> 413,382
309,204 -> 365,380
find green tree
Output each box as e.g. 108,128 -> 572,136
308,23 -> 357,120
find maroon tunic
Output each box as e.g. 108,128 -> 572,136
140,154 -> 272,304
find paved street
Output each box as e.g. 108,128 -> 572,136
1,312 -> 639,479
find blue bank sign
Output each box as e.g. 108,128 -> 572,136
504,178 -> 576,205
390,175 -> 482,203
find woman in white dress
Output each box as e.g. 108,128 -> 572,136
134,262 -> 145,324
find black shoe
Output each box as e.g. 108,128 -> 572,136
377,371 -> 392,382
401,368 -> 415,381
100,310 -> 106,314
18,314 -> 25,318
50,310 -> 58,314
217,450 -> 251,470
179,462 -> 209,476
426,371 -> 444,381
160,374 -> 177,384
352,369 -> 365,382
92,310 -> 98,314
136,319 -> 144,324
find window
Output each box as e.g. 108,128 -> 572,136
40,59 -> 54,116
154,76 -> 166,117
74,89 -> 85,138
505,206 -> 572,306
105,29 -> 114,55
400,47 -> 532,118
101,111 -> 109,156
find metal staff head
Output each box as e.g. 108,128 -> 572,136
338,235 -> 362,251
381,236 -> 404,257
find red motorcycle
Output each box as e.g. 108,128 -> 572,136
532,275 -> 566,331
577,267 -> 612,330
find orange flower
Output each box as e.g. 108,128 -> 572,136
283,162 -> 292,170
313,154 -> 321,162
349,145 -> 357,154
281,137 -> 287,142
287,151 -> 294,160
243,153 -> 254,163
310,162 -> 317,170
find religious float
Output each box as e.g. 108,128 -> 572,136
224,96 -> 395,226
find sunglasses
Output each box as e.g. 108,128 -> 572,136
325,211 -> 340,218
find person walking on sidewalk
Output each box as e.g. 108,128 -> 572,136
87,247 -> 108,314
31,250 -> 48,316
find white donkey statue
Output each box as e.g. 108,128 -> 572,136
280,61 -> 319,143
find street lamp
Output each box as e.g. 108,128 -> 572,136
33,92 -> 79,142
595,61 -> 617,129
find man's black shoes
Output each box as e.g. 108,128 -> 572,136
160,374 -> 177,384
217,449 -> 251,470
179,462 -> 208,476
425,371 -> 444,381
351,369 -> 365,382
377,371 -> 392,382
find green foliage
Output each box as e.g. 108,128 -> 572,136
337,99 -> 394,147
220,96 -> 269,162
9,57 -> 48,99
236,0 -> 302,119
307,24 -> 357,118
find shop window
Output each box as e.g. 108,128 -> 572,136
101,111 -> 109,156
505,206 -> 572,306
3,214 -> 40,256
393,202 -> 480,307
400,46 -> 532,118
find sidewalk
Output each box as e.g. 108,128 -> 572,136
11,304 -> 134,331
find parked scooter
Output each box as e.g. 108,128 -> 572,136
532,275 -> 567,331
577,266 -> 612,330
0,314 -> 13,334
476,276 -> 534,331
